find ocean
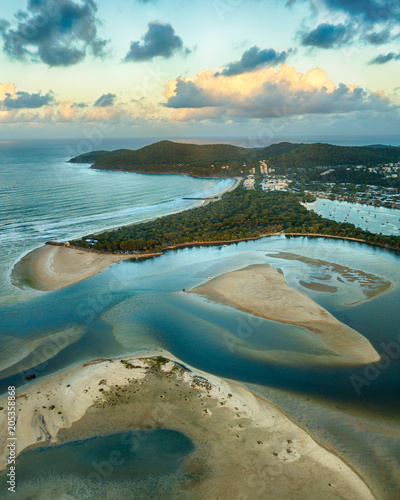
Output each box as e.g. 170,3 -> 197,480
0,138 -> 233,304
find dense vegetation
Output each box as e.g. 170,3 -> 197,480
265,143 -> 400,170
73,140 -> 254,177
69,140 -> 400,179
69,149 -> 132,164
70,189 -> 400,254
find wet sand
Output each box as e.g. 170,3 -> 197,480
190,264 -> 380,365
11,245 -> 132,291
268,251 -> 393,304
299,280 -> 339,293
0,354 -> 374,499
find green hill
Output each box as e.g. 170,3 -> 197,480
68,140 -> 400,178
263,143 -> 400,169
89,140 -> 255,177
68,149 -> 132,164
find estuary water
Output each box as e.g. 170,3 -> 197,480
306,198 -> 400,236
1,140 -> 400,498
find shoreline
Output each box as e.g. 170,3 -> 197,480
0,352 -> 375,499
12,230 -> 399,293
86,175 -> 241,237
10,245 -> 134,292
10,177 -> 241,292
189,264 -> 381,365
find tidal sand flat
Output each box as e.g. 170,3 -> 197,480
190,264 -> 380,365
0,326 -> 85,379
11,244 -> 132,291
0,355 -> 373,499
267,251 -> 393,304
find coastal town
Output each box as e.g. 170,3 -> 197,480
242,158 -> 400,210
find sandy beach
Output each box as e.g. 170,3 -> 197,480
11,244 -> 133,291
190,264 -> 380,365
0,353 -> 374,499
10,178 -> 242,293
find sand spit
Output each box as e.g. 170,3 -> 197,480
11,244 -> 132,291
190,264 -> 380,365
0,354 -> 374,499
10,179 -> 242,293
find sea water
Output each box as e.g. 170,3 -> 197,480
0,138 -> 233,304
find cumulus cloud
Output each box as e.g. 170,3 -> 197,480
163,65 -> 396,121
94,93 -> 116,107
293,0 -> 400,49
369,52 -> 400,64
2,91 -> 54,109
216,46 -> 293,76
0,82 -> 164,126
301,23 -> 352,48
0,0 -> 107,67
0,83 -> 54,110
124,22 -> 188,62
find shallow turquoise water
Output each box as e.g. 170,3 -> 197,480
1,141 -> 400,498
2,236 -> 399,497
1,429 -> 195,499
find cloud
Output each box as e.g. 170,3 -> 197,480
301,23 -> 352,48
124,22 -> 188,62
369,52 -> 400,64
1,91 -> 54,109
0,0 -> 107,67
216,46 -> 293,76
321,0 -> 397,23
163,65 -> 396,121
0,82 -> 165,126
292,0 -> 400,49
0,83 -> 54,110
94,93 -> 116,107
364,29 -> 392,45
290,0 -> 399,23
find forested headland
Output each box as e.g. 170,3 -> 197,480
69,189 -> 400,254
69,140 -> 400,180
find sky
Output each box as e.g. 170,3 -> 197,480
0,0 -> 400,142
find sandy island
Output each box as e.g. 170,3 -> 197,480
0,354 -> 374,499
11,245 -> 133,291
190,264 -> 380,365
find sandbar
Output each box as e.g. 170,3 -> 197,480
190,264 -> 380,365
0,354 -> 374,499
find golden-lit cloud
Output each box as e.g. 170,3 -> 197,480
0,83 -> 16,100
0,82 -> 164,126
163,65 -> 395,121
